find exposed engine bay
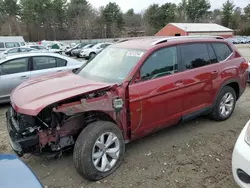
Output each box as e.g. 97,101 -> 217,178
6,89 -> 123,157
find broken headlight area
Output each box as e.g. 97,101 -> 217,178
6,106 -> 83,157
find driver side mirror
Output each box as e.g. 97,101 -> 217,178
3,52 -> 7,54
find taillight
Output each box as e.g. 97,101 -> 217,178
240,61 -> 249,72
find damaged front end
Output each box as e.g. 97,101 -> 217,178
6,87 -> 125,157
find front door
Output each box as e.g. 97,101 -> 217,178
128,46 -> 184,139
0,57 -> 30,102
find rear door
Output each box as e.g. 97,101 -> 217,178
0,57 -> 30,101
179,43 -> 219,116
128,46 -> 184,138
30,56 -> 68,78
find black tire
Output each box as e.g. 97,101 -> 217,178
77,55 -> 80,58
89,52 -> 96,60
73,121 -> 125,181
210,86 -> 236,121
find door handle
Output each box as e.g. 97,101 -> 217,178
57,70 -> 63,72
174,80 -> 183,86
211,71 -> 218,75
20,75 -> 29,79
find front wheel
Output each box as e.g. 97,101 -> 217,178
210,86 -> 236,121
89,52 -> 96,60
73,121 -> 125,181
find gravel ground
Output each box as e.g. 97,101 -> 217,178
0,45 -> 250,188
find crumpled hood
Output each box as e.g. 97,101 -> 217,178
11,71 -> 113,116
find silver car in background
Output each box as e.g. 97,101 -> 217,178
0,53 -> 86,103
0,47 -> 39,58
0,36 -> 26,52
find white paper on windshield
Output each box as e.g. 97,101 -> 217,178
126,51 -> 144,57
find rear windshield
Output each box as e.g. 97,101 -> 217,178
78,47 -> 145,83
5,42 -> 20,48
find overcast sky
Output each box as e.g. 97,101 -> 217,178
88,0 -> 249,13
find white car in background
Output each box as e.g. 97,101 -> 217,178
26,45 -> 48,51
232,119 -> 250,187
0,52 -> 85,103
79,42 -> 112,59
0,47 -> 39,58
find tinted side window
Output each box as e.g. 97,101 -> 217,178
0,58 -> 29,75
38,46 -> 46,50
31,46 -> 39,49
141,46 -> 178,81
180,43 -> 210,69
207,44 -> 218,64
5,42 -> 20,48
0,43 -> 4,48
211,43 -> 232,61
8,48 -> 19,53
33,56 -> 56,70
56,58 -> 67,67
20,48 -> 29,52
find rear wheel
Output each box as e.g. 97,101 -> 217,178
210,86 -> 236,121
73,121 -> 125,181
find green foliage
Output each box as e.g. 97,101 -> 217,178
126,9 -> 134,16
1,0 -> 250,40
186,0 -> 211,22
144,3 -> 177,33
102,2 -> 124,37
232,7 -> 242,29
221,0 -> 235,27
244,4 -> 250,20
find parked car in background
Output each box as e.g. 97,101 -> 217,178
232,119 -> 250,188
71,44 -> 94,57
0,53 -> 85,103
0,36 -> 25,52
0,154 -> 43,188
28,44 -> 64,54
79,42 -> 112,59
5,36 -> 248,180
0,47 -> 38,58
65,43 -> 87,56
27,45 -> 48,51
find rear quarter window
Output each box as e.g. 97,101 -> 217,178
211,43 -> 232,61
0,43 -> 4,48
56,58 -> 67,67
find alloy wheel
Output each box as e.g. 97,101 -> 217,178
219,92 -> 234,117
92,132 -> 120,172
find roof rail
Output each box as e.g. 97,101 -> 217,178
152,36 -> 224,45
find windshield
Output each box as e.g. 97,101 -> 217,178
78,47 -> 145,83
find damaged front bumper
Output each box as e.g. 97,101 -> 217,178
6,108 -> 39,157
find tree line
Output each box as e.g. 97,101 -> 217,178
0,0 -> 249,41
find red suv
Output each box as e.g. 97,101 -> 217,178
6,36 -> 248,180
